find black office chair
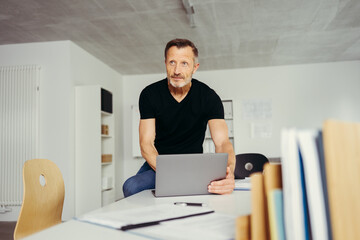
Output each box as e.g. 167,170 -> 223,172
234,153 -> 269,179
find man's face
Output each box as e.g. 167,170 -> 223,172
165,46 -> 199,88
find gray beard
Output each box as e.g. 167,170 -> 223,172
169,81 -> 187,88
168,78 -> 191,88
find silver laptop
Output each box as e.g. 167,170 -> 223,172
154,153 -> 228,197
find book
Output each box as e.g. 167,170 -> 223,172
281,128 -> 310,240
236,215 -> 251,240
267,189 -> 285,240
297,130 -> 331,240
235,177 -> 251,191
263,163 -> 282,193
250,172 -> 269,240
315,131 -> 333,240
263,163 -> 285,240
323,120 -> 360,240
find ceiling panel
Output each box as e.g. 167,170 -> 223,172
0,0 -> 359,75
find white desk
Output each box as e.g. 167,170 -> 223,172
24,190 -> 251,240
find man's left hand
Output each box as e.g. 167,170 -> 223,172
208,167 -> 235,194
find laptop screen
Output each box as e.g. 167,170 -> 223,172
155,153 -> 228,197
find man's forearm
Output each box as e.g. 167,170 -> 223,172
140,143 -> 158,171
215,140 -> 235,174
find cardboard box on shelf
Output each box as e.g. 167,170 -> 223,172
101,154 -> 112,163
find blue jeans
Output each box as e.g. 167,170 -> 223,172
122,161 -> 155,198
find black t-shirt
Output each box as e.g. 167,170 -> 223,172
139,78 -> 224,154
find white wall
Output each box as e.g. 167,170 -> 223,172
122,61 -> 360,182
0,41 -> 74,221
0,41 -> 123,220
69,43 -> 124,201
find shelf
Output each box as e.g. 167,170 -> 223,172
101,134 -> 112,138
101,111 -> 112,116
101,188 -> 113,192
101,162 -> 112,166
76,85 -> 115,214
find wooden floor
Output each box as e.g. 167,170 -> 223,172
0,222 -> 16,240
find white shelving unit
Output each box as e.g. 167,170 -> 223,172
203,100 -> 235,153
75,86 -> 115,217
101,110 -> 115,206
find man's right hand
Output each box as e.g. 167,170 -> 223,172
208,167 -> 235,195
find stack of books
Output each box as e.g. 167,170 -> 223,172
235,162 -> 284,240
235,119 -> 360,240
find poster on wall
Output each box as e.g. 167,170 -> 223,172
241,99 -> 272,120
250,122 -> 272,139
241,99 -> 272,139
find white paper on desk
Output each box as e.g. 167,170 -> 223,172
234,178 -> 251,190
77,204 -> 214,229
130,212 -> 236,240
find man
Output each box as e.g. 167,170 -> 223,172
123,38 -> 235,197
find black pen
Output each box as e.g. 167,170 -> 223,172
120,210 -> 214,231
174,202 -> 207,207
121,221 -> 160,231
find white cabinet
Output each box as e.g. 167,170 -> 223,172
75,85 -> 115,217
101,110 -> 115,206
203,100 -> 235,153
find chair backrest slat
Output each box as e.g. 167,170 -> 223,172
13,159 -> 65,240
234,153 -> 269,179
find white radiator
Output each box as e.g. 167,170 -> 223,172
0,65 -> 40,206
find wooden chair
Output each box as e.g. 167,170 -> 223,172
234,153 -> 269,179
14,159 -> 65,240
